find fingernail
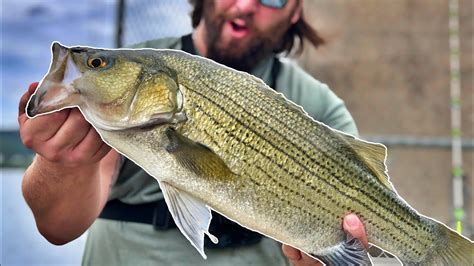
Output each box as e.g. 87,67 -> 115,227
345,214 -> 359,229
29,82 -> 39,91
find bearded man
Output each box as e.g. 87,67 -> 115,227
19,1 -> 367,265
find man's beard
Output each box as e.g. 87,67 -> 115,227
203,8 -> 284,72
206,27 -> 277,72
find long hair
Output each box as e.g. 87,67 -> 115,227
188,0 -> 325,55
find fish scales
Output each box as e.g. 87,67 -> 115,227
180,71 -> 358,246
27,44 -> 473,265
184,91 -> 343,238
161,52 -> 435,257
161,54 -> 380,247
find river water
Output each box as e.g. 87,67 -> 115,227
1,168 -> 86,265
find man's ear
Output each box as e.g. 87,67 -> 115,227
290,0 -> 303,24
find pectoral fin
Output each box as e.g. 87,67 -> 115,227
313,231 -> 372,265
165,127 -> 234,180
159,181 -> 218,259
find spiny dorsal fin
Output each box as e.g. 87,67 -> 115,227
339,133 -> 396,192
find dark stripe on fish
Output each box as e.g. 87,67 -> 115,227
192,103 -> 425,257
198,76 -> 426,238
187,88 -> 426,253
192,104 -> 341,220
192,78 -> 433,247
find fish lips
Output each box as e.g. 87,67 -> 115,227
26,42 -> 81,118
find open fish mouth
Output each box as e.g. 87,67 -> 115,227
26,42 -> 81,118
26,42 -> 187,131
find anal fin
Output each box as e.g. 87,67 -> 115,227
314,232 -> 372,266
159,181 -> 218,259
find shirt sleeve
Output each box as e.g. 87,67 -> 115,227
276,59 -> 359,136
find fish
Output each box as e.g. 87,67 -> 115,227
27,42 -> 473,265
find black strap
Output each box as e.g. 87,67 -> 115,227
99,199 -> 177,230
99,198 -> 262,248
270,57 -> 281,90
181,34 -> 198,55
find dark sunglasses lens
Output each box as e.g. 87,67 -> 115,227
259,0 -> 288,9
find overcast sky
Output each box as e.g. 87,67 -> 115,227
1,0 -> 192,129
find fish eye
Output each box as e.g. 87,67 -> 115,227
87,57 -> 107,69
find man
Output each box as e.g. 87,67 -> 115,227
19,0 -> 368,265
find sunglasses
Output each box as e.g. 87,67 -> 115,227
259,0 -> 288,9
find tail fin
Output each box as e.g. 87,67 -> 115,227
412,223 -> 474,265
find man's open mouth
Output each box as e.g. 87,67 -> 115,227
225,18 -> 251,39
230,19 -> 249,32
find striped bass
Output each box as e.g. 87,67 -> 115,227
27,42 -> 473,265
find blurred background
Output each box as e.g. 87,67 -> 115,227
1,0 -> 472,265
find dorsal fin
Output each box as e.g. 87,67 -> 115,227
339,133 -> 396,192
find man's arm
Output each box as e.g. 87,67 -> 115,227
19,82 -> 119,245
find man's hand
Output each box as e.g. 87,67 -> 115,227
19,82 -> 118,244
19,82 -> 110,168
282,214 -> 368,266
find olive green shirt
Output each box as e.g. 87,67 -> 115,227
82,36 -> 358,266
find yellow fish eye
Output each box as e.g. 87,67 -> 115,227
87,57 -> 107,69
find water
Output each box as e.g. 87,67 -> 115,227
2,168 -> 86,265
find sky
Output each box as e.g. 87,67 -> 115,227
1,0 -> 192,129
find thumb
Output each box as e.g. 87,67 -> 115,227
281,244 -> 302,261
28,82 -> 39,94
18,82 -> 40,124
343,214 -> 369,249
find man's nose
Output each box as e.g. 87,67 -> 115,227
234,0 -> 259,14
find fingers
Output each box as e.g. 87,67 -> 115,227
18,81 -> 109,167
29,82 -> 39,94
282,245 -> 323,266
22,110 -> 108,166
20,109 -> 70,149
282,244 -> 302,260
282,215 -> 368,266
343,213 -> 369,249
50,109 -> 91,149
72,125 -> 109,161
91,141 -> 112,162
18,82 -> 39,119
18,92 -> 31,118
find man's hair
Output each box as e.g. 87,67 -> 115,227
188,0 -> 325,55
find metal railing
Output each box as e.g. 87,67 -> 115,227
362,135 -> 474,149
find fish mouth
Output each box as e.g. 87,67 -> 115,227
26,42 -> 81,118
